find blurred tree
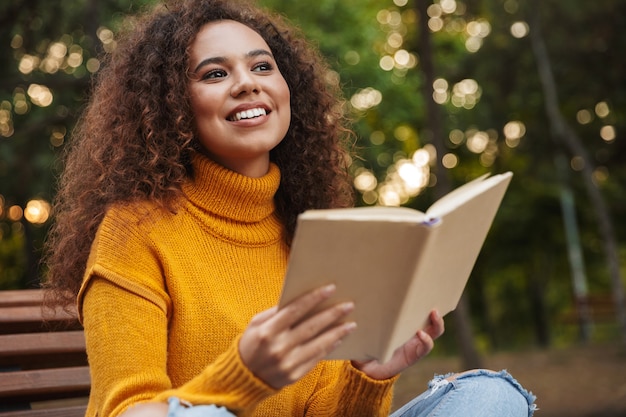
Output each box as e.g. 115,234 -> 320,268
1,0 -> 624,350
0,0 -> 153,289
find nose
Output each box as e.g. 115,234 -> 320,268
230,69 -> 260,97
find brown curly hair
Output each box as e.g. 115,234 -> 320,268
43,0 -> 354,309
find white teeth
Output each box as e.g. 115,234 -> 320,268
232,108 -> 267,121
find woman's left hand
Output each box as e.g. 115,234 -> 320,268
351,310 -> 445,380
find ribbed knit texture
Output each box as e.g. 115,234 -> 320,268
78,153 -> 396,417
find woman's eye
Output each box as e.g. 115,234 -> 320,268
202,69 -> 227,80
253,62 -> 273,72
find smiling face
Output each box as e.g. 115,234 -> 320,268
187,20 -> 291,177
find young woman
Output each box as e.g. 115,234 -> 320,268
44,0 -> 536,416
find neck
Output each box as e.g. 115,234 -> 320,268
206,152 -> 271,178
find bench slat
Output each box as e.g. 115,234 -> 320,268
0,290 -> 90,415
0,306 -> 79,335
0,331 -> 86,357
0,289 -> 44,308
0,366 -> 90,399
0,405 -> 87,417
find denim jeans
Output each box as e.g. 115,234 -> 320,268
391,370 -> 537,417
167,397 -> 235,417
167,369 -> 536,417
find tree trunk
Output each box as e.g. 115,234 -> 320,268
415,0 -> 482,369
528,4 -> 626,343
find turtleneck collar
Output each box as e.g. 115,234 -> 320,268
182,152 -> 280,223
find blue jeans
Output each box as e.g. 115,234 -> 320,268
391,369 -> 537,417
167,369 -> 536,416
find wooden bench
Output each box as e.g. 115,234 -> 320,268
560,293 -> 617,325
0,289 -> 89,417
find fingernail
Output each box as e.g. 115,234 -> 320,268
344,322 -> 357,332
321,284 -> 336,296
340,302 -> 354,313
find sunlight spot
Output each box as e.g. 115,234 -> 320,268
600,125 -> 616,142
427,4 -> 442,18
394,49 -> 411,67
449,129 -> 464,146
440,0 -> 457,14
576,109 -> 593,125
388,32 -> 404,49
350,88 -> 382,111
24,199 -> 52,224
11,34 -> 23,49
429,17 -> 444,32
370,130 -> 386,145
18,54 -> 40,75
394,125 -> 415,142
50,126 -> 66,147
465,36 -> 483,53
467,131 -> 489,153
86,58 -> 101,73
27,84 -> 53,107
510,21 -> 529,38
504,120 -> 526,140
442,153 -> 458,168
13,89 -> 29,115
379,55 -> 395,71
354,169 -> 378,192
362,190 -> 378,205
593,167 -> 609,184
412,148 -> 430,167
8,205 -> 23,221
595,101 -> 610,118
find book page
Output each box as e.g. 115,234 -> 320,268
426,173 -> 511,219
299,206 -> 427,223
386,172 -> 513,358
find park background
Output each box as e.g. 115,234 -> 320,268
0,0 -> 625,415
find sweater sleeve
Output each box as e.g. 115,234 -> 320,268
82,276 -> 276,417
304,360 -> 398,416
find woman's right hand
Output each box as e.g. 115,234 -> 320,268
239,284 -> 355,389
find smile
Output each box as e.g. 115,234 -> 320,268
229,107 -> 268,121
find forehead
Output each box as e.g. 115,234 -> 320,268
189,20 -> 271,59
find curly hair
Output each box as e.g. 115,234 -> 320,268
43,0 -> 354,309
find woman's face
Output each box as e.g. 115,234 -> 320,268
188,20 -> 291,177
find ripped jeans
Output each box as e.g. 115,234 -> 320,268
390,369 -> 537,417
167,369 -> 536,417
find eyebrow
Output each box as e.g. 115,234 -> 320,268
193,49 -> 274,73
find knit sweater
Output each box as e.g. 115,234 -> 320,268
77,153 -> 396,417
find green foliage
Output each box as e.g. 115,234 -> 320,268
1,0 -> 624,349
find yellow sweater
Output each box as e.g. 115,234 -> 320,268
77,154 -> 395,417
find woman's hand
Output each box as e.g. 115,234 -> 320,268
239,284 -> 356,389
352,310 -> 445,380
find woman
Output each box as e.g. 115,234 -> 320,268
44,0 -> 536,416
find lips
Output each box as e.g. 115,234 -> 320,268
227,107 -> 270,122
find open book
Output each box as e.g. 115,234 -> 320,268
278,172 -> 513,363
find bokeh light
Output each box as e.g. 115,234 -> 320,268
510,21 -> 529,38
24,199 -> 52,225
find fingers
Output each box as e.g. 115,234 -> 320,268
424,310 -> 445,340
290,300 -> 354,344
414,329 -> 435,358
239,284 -> 357,389
248,306 -> 278,325
275,320 -> 357,384
272,284 -> 337,330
